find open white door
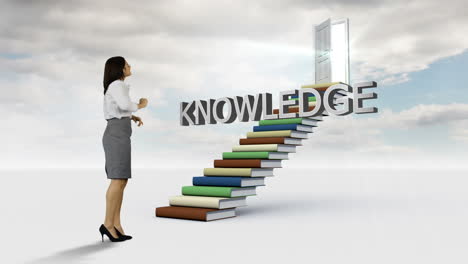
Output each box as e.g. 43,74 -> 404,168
315,18 -> 350,85
315,18 -> 331,84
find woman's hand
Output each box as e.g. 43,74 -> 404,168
138,98 -> 148,109
131,115 -> 144,127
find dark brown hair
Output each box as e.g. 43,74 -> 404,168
103,56 -> 126,95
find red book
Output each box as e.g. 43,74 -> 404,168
240,137 -> 302,146
240,137 -> 290,145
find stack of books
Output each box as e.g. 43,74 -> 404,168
155,82 -> 344,221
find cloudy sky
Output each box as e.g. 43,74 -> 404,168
1,0 -> 467,170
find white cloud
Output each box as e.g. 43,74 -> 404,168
2,0 -> 467,88
3,102 -> 468,169
371,103 -> 468,128
286,103 -> 468,169
450,120 -> 468,143
1,0 -> 468,169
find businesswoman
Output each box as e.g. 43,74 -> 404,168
99,56 -> 148,242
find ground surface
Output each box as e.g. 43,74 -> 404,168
1,168 -> 467,264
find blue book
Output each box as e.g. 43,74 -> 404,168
290,94 -> 315,99
254,124 -> 297,131
253,124 -> 313,132
193,176 -> 265,187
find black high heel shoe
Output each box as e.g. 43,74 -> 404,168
114,227 -> 133,240
99,224 -> 125,242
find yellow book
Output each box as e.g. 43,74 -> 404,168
301,82 -> 343,89
246,130 -> 308,139
169,195 -> 247,209
247,130 -> 291,138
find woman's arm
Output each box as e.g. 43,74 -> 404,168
131,115 -> 144,126
111,82 -> 139,112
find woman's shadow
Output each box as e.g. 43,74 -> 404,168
25,241 -> 117,264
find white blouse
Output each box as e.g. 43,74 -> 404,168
103,79 -> 139,120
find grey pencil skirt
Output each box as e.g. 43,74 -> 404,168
102,116 -> 132,179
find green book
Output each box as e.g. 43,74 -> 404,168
182,186 -> 256,197
259,117 -> 304,126
222,151 -> 288,159
289,97 -> 316,102
223,151 -> 268,159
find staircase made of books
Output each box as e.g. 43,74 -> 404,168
155,83 -> 341,221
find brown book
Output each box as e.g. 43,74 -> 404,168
273,106 -> 315,114
240,137 -> 287,145
308,86 -> 332,92
215,159 -> 263,168
301,82 -> 345,91
155,206 -> 236,221
214,159 -> 281,168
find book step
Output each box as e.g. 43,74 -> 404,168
232,144 -> 296,153
289,96 -> 318,102
253,124 -> 314,133
258,117 -> 319,127
182,185 -> 257,197
300,81 -> 347,92
223,151 -> 289,160
169,195 -> 248,209
156,206 -> 236,221
247,130 -> 308,139
193,176 -> 266,187
214,159 -> 282,168
154,98 -> 332,221
239,137 -> 302,145
204,168 -> 274,177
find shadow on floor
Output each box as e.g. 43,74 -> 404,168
236,194 -> 397,217
25,241 -> 118,264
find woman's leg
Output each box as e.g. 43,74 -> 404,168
113,179 -> 128,234
104,179 -> 127,238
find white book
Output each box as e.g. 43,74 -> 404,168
259,160 -> 282,168
230,187 -> 257,197
283,138 -> 302,145
238,177 -> 265,187
276,144 -> 296,152
206,208 -> 236,221
301,119 -> 318,126
289,130 -> 308,139
295,124 -> 314,133
249,168 -> 273,176
268,152 -> 289,160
